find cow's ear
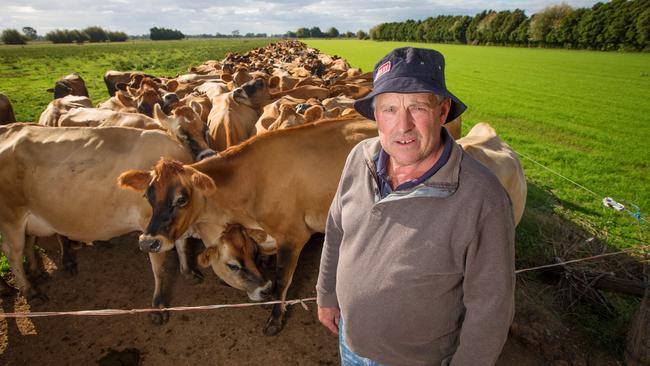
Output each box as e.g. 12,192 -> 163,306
46,87 -> 54,93
304,105 -> 323,123
190,100 -> 202,117
116,91 -> 132,106
197,246 -> 219,267
127,86 -> 140,97
153,103 -> 177,134
166,80 -> 179,92
191,170 -> 216,195
221,73 -> 233,82
244,228 -> 267,245
268,75 -> 280,89
115,82 -> 128,91
117,170 -> 151,191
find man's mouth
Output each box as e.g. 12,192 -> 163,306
395,138 -> 416,145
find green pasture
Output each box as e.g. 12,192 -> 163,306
307,40 -> 650,355
0,38 -> 274,122
308,39 -> 649,252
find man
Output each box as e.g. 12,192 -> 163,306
316,47 -> 515,366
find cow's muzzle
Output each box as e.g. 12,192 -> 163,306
139,238 -> 161,253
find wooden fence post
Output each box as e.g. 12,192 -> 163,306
625,258 -> 650,365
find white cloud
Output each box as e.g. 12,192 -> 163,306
0,0 -> 601,35
7,5 -> 40,13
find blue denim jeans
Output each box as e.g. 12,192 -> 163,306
339,316 -> 387,366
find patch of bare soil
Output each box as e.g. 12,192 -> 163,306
0,234 -> 557,365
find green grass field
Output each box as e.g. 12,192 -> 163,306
308,40 -> 649,251
0,38 -> 275,122
307,39 -> 650,356
0,38 -> 648,358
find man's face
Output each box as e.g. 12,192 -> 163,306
374,92 -> 451,170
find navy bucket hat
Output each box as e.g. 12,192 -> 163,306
354,47 -> 466,123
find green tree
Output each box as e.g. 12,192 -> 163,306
1,29 -> 28,44
295,27 -> 309,38
326,27 -> 339,38
636,7 -> 650,48
22,26 -> 37,40
344,31 -> 354,38
309,26 -> 323,38
357,30 -> 368,39
107,31 -> 128,42
529,3 -> 573,45
83,26 -> 108,42
150,27 -> 184,40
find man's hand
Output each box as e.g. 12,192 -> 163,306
318,306 -> 340,335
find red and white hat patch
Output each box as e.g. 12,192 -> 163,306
375,61 -> 391,80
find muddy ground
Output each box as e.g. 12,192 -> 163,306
0,233 -> 551,365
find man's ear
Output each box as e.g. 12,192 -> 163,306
439,98 -> 452,124
117,170 -> 151,191
197,246 -> 219,268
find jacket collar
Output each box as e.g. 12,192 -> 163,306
361,135 -> 462,194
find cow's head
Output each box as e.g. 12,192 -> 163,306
118,159 -> 215,253
152,103 -> 215,161
197,224 -> 273,301
232,78 -> 270,109
128,87 -> 162,117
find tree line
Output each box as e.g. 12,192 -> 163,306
369,0 -> 650,51
1,26 -> 128,44
286,26 -> 369,39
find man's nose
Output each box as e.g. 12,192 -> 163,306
396,108 -> 415,132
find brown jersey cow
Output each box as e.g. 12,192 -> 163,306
119,116 -> 378,335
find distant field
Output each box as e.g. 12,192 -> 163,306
0,38 -> 275,121
308,40 -> 650,254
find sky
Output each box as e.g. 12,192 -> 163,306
1,0 -> 602,36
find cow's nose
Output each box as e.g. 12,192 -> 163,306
139,238 -> 161,253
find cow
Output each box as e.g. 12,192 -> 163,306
96,90 -> 139,113
47,73 -> 89,100
118,116 -> 378,335
103,71 -> 156,97
57,108 -> 161,129
38,95 -> 94,126
39,102 -> 213,276
0,123 -> 212,323
207,89 -> 259,151
208,78 -> 330,150
457,122 -> 527,225
0,93 -> 17,125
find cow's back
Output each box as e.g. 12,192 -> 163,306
457,123 -> 527,224
208,116 -> 377,233
0,124 -> 192,241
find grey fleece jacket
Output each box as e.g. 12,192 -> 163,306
316,137 -> 515,366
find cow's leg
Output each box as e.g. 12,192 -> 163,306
263,241 -> 306,336
175,238 -> 203,284
0,277 -> 15,296
149,251 -> 169,325
23,235 -> 44,280
1,225 -> 46,303
57,234 -> 78,276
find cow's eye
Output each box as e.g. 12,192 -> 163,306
176,195 -> 188,207
227,263 -> 240,271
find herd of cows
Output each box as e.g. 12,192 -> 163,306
0,40 -> 526,336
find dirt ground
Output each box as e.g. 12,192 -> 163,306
0,233 -> 547,366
